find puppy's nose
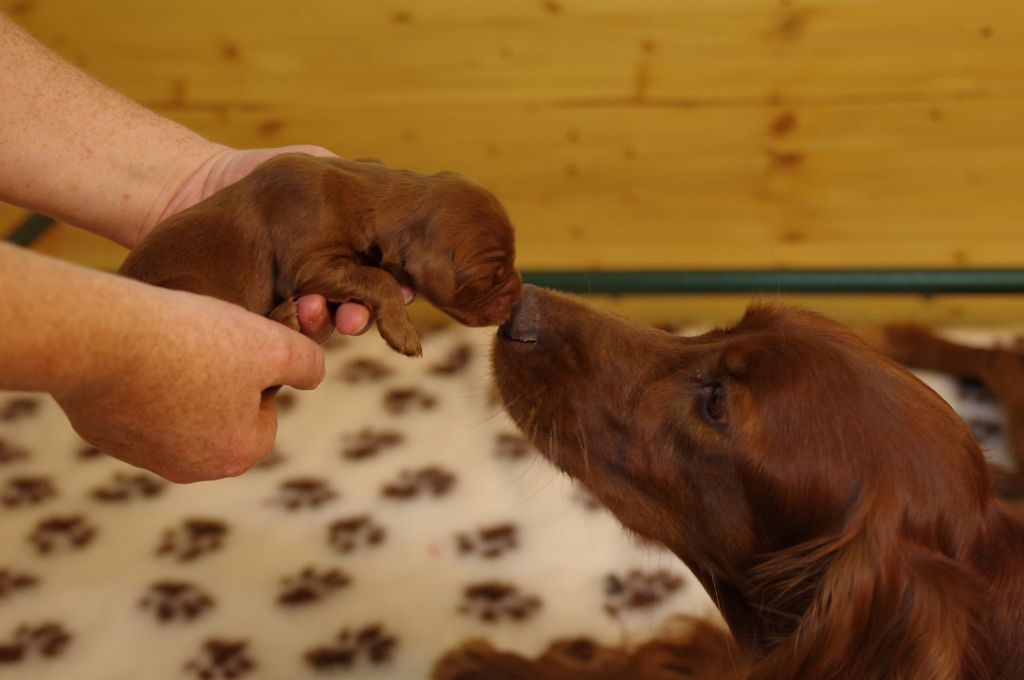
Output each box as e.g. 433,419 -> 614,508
498,284 -> 540,343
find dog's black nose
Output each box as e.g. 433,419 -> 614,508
498,284 -> 540,343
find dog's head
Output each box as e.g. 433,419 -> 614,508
492,287 -> 994,653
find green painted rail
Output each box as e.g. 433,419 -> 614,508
521,269 -> 1024,294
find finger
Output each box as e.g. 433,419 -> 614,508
401,285 -> 416,305
295,295 -> 334,344
335,302 -> 371,335
271,333 -> 325,390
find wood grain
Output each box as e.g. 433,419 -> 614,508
4,0 -> 1024,323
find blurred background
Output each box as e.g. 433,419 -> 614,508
3,0 -> 1024,326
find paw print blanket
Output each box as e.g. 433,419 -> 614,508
0,323 -> 1012,678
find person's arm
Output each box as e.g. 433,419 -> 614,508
0,242 -> 325,482
0,13 -> 224,247
0,12 -> 386,335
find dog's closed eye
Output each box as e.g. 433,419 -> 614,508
698,383 -> 728,429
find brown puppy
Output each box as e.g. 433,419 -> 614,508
120,153 -> 521,356
490,286 -> 1024,679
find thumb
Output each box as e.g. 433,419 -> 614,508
270,330 -> 326,390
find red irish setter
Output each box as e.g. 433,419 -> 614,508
461,285 -> 1024,679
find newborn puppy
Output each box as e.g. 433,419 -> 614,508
120,153 -> 521,356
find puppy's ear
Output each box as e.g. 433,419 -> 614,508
404,248 -> 457,305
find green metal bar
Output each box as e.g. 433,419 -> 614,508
521,269 -> 1024,294
5,213 -> 55,246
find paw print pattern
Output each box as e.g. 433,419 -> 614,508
184,639 -> 255,679
254,448 -> 286,470
139,581 -> 215,623
338,358 -> 393,384
383,387 -> 437,415
0,622 -> 72,664
381,466 -> 456,500
277,566 -> 351,606
327,515 -> 387,555
0,569 -> 38,601
603,569 -> 685,616
0,439 -> 30,466
76,445 -> 105,461
966,418 -> 1002,446
156,519 -> 229,563
571,486 -> 603,512
340,428 -> 404,461
304,624 -> 398,671
0,398 -> 38,422
275,390 -> 297,414
267,477 -> 338,511
429,343 -> 474,376
494,433 -> 532,462
28,516 -> 96,555
458,581 -> 542,623
1,476 -> 57,508
956,377 -> 997,405
455,523 -> 519,559
91,473 -> 165,503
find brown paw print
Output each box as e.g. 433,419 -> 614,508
267,477 -> 338,511
956,377 -> 997,405
458,581 -> 542,623
0,622 -> 72,664
277,566 -> 351,607
0,398 -> 38,422
76,444 -> 105,461
184,639 -> 255,679
1,476 -> 57,508
429,343 -> 474,376
571,486 -> 603,512
28,516 -> 96,555
456,523 -> 519,559
381,466 -> 456,500
91,472 -> 165,503
494,433 -> 532,462
275,390 -> 298,414
338,358 -> 394,383
254,448 -> 286,470
340,428 -> 404,461
0,439 -> 30,466
327,515 -> 387,555
603,569 -> 685,616
156,519 -> 229,562
0,569 -> 39,601
966,418 -> 1002,445
304,624 -> 398,671
140,581 -> 215,623
383,387 -> 437,415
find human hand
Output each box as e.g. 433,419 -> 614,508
53,285 -> 325,483
153,145 -> 408,343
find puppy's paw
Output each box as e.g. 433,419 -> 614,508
376,316 -> 423,358
269,298 -> 302,332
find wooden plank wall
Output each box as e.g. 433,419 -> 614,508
4,0 -> 1024,324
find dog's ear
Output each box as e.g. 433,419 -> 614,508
403,247 -> 457,306
751,533 -> 981,680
